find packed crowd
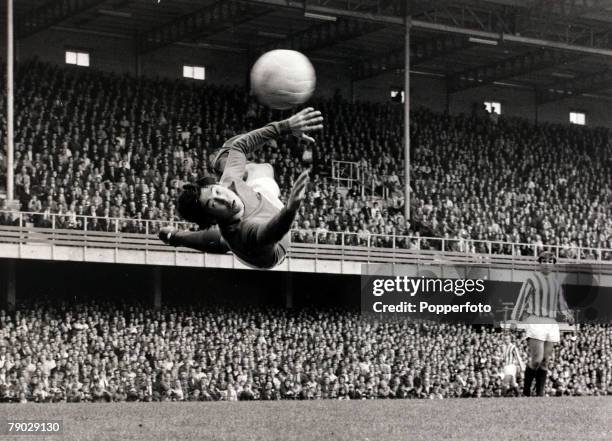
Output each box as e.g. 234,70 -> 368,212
0,302 -> 609,402
0,60 -> 610,259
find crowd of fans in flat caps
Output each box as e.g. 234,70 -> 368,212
0,302 -> 610,402
0,60 -> 610,259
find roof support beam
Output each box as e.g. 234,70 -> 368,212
245,0 -> 612,57
138,1 -> 270,54
530,0 -> 612,19
408,0 -> 455,17
17,0 -> 106,39
415,21 -> 612,57
447,49 -> 575,93
537,69 -> 612,103
351,34 -> 471,81
244,0 -> 404,24
261,18 -> 383,53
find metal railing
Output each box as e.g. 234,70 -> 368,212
331,160 -> 361,192
0,210 -> 610,263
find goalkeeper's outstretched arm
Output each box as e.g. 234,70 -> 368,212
220,108 -> 322,186
159,227 -> 230,254
249,169 -> 310,247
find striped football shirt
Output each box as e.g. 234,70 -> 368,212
510,271 -> 570,321
501,343 -> 525,371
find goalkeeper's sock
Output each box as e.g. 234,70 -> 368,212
535,367 -> 548,397
523,366 -> 536,396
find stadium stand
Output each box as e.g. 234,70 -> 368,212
0,302 -> 609,402
1,59 -> 610,260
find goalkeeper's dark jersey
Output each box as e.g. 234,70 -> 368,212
219,178 -> 291,269
169,120 -> 296,269
217,121 -> 295,269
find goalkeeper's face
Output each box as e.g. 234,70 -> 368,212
200,184 -> 244,223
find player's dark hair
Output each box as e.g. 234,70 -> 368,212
537,251 -> 557,264
177,177 -> 218,229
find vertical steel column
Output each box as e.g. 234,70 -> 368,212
5,259 -> 16,311
6,0 -> 14,202
152,267 -> 162,310
403,8 -> 411,226
285,273 -> 294,309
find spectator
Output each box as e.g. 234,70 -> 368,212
0,301 -> 610,403
1,59 -> 609,260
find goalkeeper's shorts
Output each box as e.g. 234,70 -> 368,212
524,315 -> 560,343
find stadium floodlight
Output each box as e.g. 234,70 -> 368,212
257,31 -> 287,39
304,11 -> 337,21
98,9 -> 133,18
551,72 -> 575,79
468,37 -> 498,45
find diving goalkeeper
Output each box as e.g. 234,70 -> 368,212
158,108 -> 323,269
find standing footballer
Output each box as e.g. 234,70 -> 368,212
499,333 -> 525,396
510,251 -> 574,397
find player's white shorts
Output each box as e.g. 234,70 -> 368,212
503,364 -> 517,377
502,364 -> 518,387
524,315 -> 560,343
248,176 -> 283,210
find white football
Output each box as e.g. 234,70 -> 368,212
250,49 -> 316,110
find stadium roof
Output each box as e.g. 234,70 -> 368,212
7,0 -> 612,102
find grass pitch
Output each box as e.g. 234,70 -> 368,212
1,397 -> 610,441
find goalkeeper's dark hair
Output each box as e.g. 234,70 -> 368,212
177,176 -> 218,230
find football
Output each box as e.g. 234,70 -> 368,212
250,49 -> 316,110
